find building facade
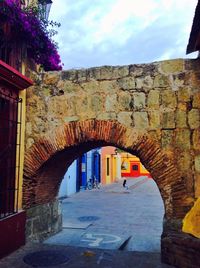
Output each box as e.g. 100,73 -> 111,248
59,148 -> 101,198
0,0 -> 53,258
121,153 -> 151,178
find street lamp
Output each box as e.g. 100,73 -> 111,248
38,0 -> 53,20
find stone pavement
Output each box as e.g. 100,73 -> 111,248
0,177 -> 174,267
0,242 -> 174,268
45,177 -> 164,252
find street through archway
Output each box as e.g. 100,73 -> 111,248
45,177 -> 164,252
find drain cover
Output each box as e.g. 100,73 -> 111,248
78,216 -> 100,222
23,250 -> 69,267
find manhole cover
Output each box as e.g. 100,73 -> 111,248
23,250 -> 69,267
78,216 -> 100,222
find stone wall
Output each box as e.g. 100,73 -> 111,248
24,58 -> 200,267
25,58 -> 200,205
162,231 -> 200,268
26,199 -> 62,241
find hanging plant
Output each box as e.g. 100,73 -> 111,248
0,0 -> 63,71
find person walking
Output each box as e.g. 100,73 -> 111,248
123,179 -> 128,190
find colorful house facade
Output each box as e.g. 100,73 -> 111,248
121,152 -> 151,178
59,148 -> 101,198
100,146 -> 121,185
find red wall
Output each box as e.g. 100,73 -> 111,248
0,211 -> 26,259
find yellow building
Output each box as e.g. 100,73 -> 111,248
121,153 -> 151,178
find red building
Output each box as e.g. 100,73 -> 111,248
121,153 -> 151,178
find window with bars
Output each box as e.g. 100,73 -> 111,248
0,88 -> 22,219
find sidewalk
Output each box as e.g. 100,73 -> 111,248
0,177 -> 174,267
46,176 -> 164,252
0,242 -> 173,268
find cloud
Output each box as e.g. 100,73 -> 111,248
50,0 -> 197,69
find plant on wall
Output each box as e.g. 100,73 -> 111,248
0,0 -> 62,71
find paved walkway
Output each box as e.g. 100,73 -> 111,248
0,177 -> 174,267
46,177 -> 164,252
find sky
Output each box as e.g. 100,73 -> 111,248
49,0 -> 198,70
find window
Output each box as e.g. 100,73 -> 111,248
0,89 -> 22,219
106,158 -> 110,176
132,165 -> 138,171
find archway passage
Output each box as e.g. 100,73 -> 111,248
23,119 -> 187,219
23,119 -> 200,267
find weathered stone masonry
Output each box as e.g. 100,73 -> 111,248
24,58 -> 200,267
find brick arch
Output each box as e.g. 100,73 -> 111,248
23,119 -> 187,219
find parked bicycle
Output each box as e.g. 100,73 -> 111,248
86,176 -> 101,190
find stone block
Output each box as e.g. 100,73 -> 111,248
154,74 -> 170,88
149,111 -> 160,129
161,130 -> 174,148
117,112 -> 132,126
90,95 -> 104,112
97,112 -> 117,120
172,74 -> 185,89
147,90 -> 160,109
64,116 -> 79,123
112,66 -> 129,78
195,155 -> 200,173
129,65 -> 143,76
105,94 -> 118,112
118,77 -> 135,90
118,92 -> 132,111
26,138 -> 34,150
100,66 -> 113,80
161,90 -> 177,109
57,80 -> 80,93
193,130 -> 200,150
135,78 -> 143,89
99,80 -> 118,94
162,112 -> 175,129
133,112 -> 149,129
177,102 -> 187,111
188,109 -> 200,129
43,72 -> 60,85
143,75 -> 154,89
160,59 -> 184,74
175,129 -> 191,149
82,81 -> 99,94
193,92 -> 200,108
177,88 -> 191,102
176,110 -> 187,128
133,92 -> 146,110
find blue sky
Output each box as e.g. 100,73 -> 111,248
49,0 -> 198,70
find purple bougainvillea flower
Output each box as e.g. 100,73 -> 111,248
0,0 -> 62,71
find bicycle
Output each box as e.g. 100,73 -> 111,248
86,176 -> 101,190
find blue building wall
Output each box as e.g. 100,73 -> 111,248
59,148 -> 101,197
58,160 -> 77,198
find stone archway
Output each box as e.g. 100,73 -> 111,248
23,119 -> 200,267
23,119 -> 186,219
